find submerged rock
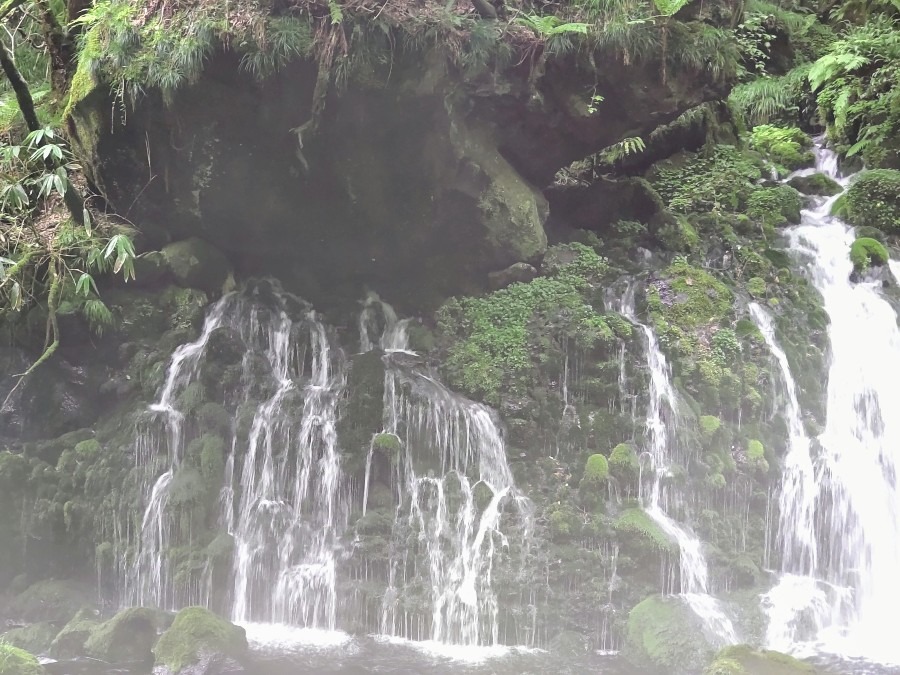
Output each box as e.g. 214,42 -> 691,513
624,595 -> 716,673
84,607 -> 171,664
787,173 -> 841,196
152,607 -> 248,675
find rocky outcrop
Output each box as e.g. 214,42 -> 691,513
69,33 -> 725,313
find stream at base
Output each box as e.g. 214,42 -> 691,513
42,637 -> 896,675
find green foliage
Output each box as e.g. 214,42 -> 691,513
583,453 -> 610,483
809,20 -> 900,166
437,243 -> 610,404
845,170 -> 900,232
70,1 -> 313,108
517,15 -> 590,37
153,607 -> 247,672
729,65 -> 812,126
746,439 -> 769,471
748,125 -> 813,174
0,644 -> 43,675
849,237 -> 889,272
652,146 -> 763,215
747,277 -> 767,297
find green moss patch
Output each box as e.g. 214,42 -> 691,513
583,454 -> 609,483
153,607 -> 247,673
787,173 -> 842,196
707,645 -> 814,674
615,509 -> 676,554
609,443 -> 640,482
849,237 -> 889,273
437,243 -> 610,404
845,170 -> 900,232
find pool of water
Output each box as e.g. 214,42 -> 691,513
42,628 -> 900,675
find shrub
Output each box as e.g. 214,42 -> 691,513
849,237 -> 889,273
845,170 -> 900,232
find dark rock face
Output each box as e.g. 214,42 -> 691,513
70,48 -> 723,313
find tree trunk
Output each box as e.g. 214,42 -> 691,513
0,38 -> 40,131
34,0 -> 75,95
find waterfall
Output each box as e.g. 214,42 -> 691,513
229,301 -> 348,628
126,284 -> 530,647
619,290 -> 738,644
763,142 -> 900,664
127,295 -> 240,610
361,298 -> 533,647
126,281 -> 350,627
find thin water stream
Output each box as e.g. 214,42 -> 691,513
619,289 -> 739,645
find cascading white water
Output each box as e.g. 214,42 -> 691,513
619,290 -> 738,644
128,296 -> 238,609
229,298 -> 348,628
360,298 -> 533,647
127,282 -> 350,628
763,143 -> 900,664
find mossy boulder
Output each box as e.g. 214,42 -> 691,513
160,238 -> 232,294
583,453 -> 609,483
0,622 -> 57,654
849,237 -> 889,274
624,595 -> 716,673
609,443 -> 640,483
7,579 -> 91,623
49,609 -> 101,659
152,607 -> 248,674
747,186 -> 802,228
0,644 -> 44,675
787,173 -> 841,196
705,645 -> 815,674
614,509 -> 676,554
844,169 -> 900,232
85,607 -> 171,664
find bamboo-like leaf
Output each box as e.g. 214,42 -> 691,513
75,272 -> 98,298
